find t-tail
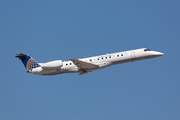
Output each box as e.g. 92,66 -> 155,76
15,53 -> 41,71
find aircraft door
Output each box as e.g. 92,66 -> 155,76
131,51 -> 135,59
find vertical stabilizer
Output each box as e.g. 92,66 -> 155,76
15,53 -> 41,71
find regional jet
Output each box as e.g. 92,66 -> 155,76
16,48 -> 164,75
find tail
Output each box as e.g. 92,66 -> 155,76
15,53 -> 41,71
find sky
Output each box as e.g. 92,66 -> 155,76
0,0 -> 180,120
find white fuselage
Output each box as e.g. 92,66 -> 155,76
29,48 -> 164,75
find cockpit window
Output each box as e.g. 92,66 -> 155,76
144,49 -> 151,51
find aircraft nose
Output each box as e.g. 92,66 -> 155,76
151,51 -> 164,56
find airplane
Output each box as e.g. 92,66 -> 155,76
15,48 -> 164,75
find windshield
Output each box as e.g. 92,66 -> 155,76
144,49 -> 151,51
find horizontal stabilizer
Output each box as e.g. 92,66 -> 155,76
15,53 -> 28,61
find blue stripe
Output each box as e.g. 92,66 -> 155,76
23,56 -> 31,68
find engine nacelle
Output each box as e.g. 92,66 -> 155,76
41,60 -> 63,70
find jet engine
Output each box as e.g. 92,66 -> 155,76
41,60 -> 63,70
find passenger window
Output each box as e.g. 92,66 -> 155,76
117,55 -> 119,57
70,63 -> 72,65
109,56 -> 111,58
106,57 -> 107,59
98,58 -> 99,60
121,54 -> 123,56
90,59 -> 92,61
66,64 -> 68,66
102,58 -> 103,59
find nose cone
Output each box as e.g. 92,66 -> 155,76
150,51 -> 164,57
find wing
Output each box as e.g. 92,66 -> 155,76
69,58 -> 98,70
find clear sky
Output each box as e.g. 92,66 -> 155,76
0,0 -> 180,120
